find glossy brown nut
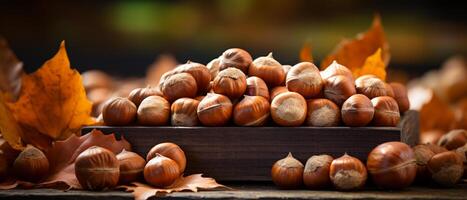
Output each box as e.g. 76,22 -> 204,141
249,53 -> 285,87
390,82 -> 410,112
303,154 -> 333,189
212,67 -> 247,99
219,48 -> 252,73
206,58 -> 221,80
159,72 -> 198,102
286,62 -> 323,98
144,154 -> 180,188
174,61 -> 211,93
271,92 -> 307,126
323,75 -> 356,106
246,76 -> 270,100
428,151 -> 463,186
128,87 -> 163,106
13,145 -> 49,182
116,150 -> 146,184
329,154 -> 367,190
341,94 -> 374,127
171,98 -> 200,126
320,61 -> 354,81
197,93 -> 232,126
137,96 -> 170,126
102,97 -> 137,126
270,86 -> 288,101
146,142 -> 186,173
367,142 -> 417,189
355,75 -> 392,99
271,153 -> 304,189
233,96 -> 270,126
413,144 -> 436,182
306,99 -> 340,127
75,146 -> 119,190
371,96 -> 400,126
437,129 -> 467,150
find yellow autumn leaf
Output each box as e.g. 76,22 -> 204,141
0,94 -> 23,150
354,48 -> 387,81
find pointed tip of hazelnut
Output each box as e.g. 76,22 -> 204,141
287,152 -> 293,158
186,60 -> 192,64
267,52 -> 274,58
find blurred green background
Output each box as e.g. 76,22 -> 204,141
1,0 -> 466,77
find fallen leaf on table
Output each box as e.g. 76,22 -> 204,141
299,41 -> 313,62
120,174 -> 228,200
320,15 -> 390,71
353,48 -> 387,81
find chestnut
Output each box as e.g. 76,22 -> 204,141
341,94 -> 374,127
159,72 -> 198,102
329,154 -> 367,190
219,48 -> 252,73
13,145 -> 49,182
323,75 -> 356,106
197,93 -> 233,126
413,144 -> 436,181
371,96 -> 400,127
246,76 -> 270,100
355,75 -> 392,99
116,150 -> 146,184
144,154 -> 180,188
303,154 -> 333,189
320,61 -> 354,81
137,96 -> 170,126
271,152 -> 304,189
146,142 -> 186,173
428,151 -> 463,186
249,53 -> 285,87
206,58 -> 221,80
212,67 -> 247,99
171,98 -> 200,126
75,146 -> 119,190
101,97 -> 137,126
286,62 -> 323,98
174,61 -> 211,93
270,86 -> 288,101
233,96 -> 270,126
270,92 -> 307,126
306,99 -> 340,127
128,87 -> 163,106
437,129 -> 467,150
389,82 -> 410,112
367,142 -> 417,189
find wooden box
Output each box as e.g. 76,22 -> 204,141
81,110 -> 418,181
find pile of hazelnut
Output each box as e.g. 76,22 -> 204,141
271,130 -> 466,190
100,48 -> 409,127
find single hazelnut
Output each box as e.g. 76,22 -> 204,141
341,94 -> 374,127
75,146 -> 119,190
306,99 -> 340,127
413,144 -> 436,182
303,154 -> 333,189
128,87 -> 163,106
116,150 -> 146,184
271,152 -> 304,189
419,130 -> 445,145
270,86 -> 288,101
390,82 -> 410,112
233,96 -> 270,126
102,97 -> 137,126
197,93 -> 233,126
146,142 -> 186,173
270,92 -> 307,126
367,142 -> 417,189
246,76 -> 270,100
144,154 -> 180,188
159,72 -> 198,102
13,145 -> 49,182
438,129 -> 467,150
323,75 -> 356,106
371,96 -> 400,127
171,98 -> 200,126
454,144 -> 466,178
174,61 -> 211,93
286,62 -> 323,98
249,53 -> 285,87
219,48 -> 252,73
355,75 -> 392,99
212,67 -> 247,99
329,154 -> 367,190
206,58 -> 221,80
320,60 -> 354,81
428,151 -> 463,186
137,96 -> 170,126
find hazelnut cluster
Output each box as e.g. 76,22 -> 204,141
100,48 -> 410,127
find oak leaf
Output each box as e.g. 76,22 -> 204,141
120,174 -> 227,200
299,41 -> 313,62
353,48 -> 387,81
320,15 -> 390,71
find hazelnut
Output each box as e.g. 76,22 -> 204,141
323,75 -> 356,106
424,143 -> 448,154
303,154 -> 333,189
413,144 -> 436,181
438,129 -> 467,150
102,97 -> 137,126
146,142 -> 186,173
219,48 -> 252,73
271,92 -> 307,126
454,144 -> 466,178
320,60 -> 354,81
75,146 -> 119,190
271,152 -> 304,189
197,93 -> 233,126
367,142 -> 417,189
355,75 -> 392,99
329,154 -> 367,190
270,86 -> 288,101
212,67 -> 247,99
428,151 -> 463,186
286,62 -> 323,98
419,130 -> 445,145
116,150 -> 146,184
137,96 -> 170,126
306,99 -> 340,127
174,61 -> 211,93
341,94 -> 374,127
128,87 -> 162,106
144,154 -> 180,188
159,72 -> 198,102
233,96 -> 270,126
249,53 -> 285,87
371,96 -> 400,127
246,76 -> 270,100
13,145 -> 49,182
206,58 -> 221,80
389,82 -> 410,112
171,98 -> 200,126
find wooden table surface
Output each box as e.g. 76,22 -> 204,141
0,183 -> 466,200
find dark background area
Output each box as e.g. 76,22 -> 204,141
1,0 -> 466,78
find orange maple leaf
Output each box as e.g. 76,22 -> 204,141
353,48 -> 387,81
299,41 -> 313,62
